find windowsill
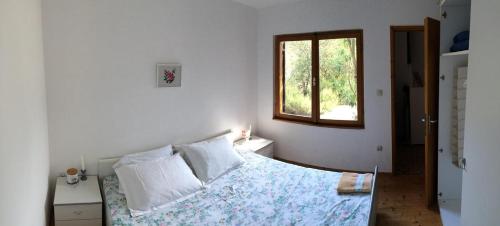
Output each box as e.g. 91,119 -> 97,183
272,115 -> 365,129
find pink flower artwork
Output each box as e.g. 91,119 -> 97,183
163,69 -> 176,84
157,64 -> 181,87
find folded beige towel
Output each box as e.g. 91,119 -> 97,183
337,172 -> 373,193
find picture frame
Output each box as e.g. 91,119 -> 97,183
157,63 -> 181,87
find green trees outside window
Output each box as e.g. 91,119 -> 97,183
274,30 -> 364,128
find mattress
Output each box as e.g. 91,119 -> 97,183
103,152 -> 371,226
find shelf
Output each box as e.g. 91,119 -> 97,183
441,50 -> 469,57
440,0 -> 470,7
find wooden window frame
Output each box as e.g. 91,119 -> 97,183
273,30 -> 365,128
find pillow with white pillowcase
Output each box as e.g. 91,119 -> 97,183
114,153 -> 203,217
175,136 -> 245,184
113,145 -> 173,194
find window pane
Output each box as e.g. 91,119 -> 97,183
319,38 -> 358,121
282,40 -> 312,117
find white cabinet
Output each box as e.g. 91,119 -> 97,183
438,1 -> 470,225
234,136 -> 274,158
53,176 -> 102,226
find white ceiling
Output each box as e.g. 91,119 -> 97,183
232,0 -> 304,9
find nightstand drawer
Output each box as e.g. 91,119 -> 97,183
54,204 -> 102,221
256,144 -> 274,158
55,219 -> 102,226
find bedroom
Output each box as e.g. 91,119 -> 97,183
0,0 -> 499,226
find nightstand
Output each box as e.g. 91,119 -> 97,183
234,136 -> 274,158
53,176 -> 102,226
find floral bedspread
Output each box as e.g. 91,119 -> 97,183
103,152 -> 371,226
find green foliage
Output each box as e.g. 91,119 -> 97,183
283,41 -> 312,116
283,38 -> 358,116
284,85 -> 311,116
319,39 -> 357,107
284,41 -> 312,96
319,87 -> 338,114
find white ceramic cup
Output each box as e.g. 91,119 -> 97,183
66,168 -> 79,184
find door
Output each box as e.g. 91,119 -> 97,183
423,17 -> 440,208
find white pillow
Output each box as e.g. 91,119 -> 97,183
114,153 -> 203,217
113,145 -> 173,194
175,136 -> 245,184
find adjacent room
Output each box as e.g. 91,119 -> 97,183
392,28 -> 425,176
1,0 -> 499,226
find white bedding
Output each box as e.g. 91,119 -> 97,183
102,152 -> 372,226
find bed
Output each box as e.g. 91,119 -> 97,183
98,149 -> 378,226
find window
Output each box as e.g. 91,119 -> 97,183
274,30 -> 364,128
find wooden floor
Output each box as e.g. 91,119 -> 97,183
395,144 -> 425,175
376,173 -> 442,226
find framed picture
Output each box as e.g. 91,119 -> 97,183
157,63 -> 181,87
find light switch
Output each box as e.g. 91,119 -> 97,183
376,89 -> 383,96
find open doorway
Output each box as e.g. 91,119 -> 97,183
391,27 -> 425,175
391,20 -> 440,209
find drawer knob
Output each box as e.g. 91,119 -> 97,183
73,210 -> 83,215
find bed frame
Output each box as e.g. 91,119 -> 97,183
97,131 -> 379,226
368,165 -> 378,226
98,157 -> 119,226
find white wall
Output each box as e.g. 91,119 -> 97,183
0,0 -> 50,225
256,0 -> 439,172
461,0 -> 500,225
42,0 -> 257,177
